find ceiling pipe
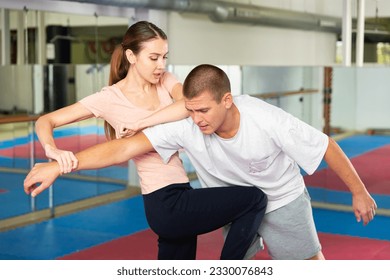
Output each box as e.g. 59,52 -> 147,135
52,0 -> 344,33
212,3 -> 342,33
50,0 -> 390,40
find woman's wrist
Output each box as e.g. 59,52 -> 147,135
137,119 -> 147,130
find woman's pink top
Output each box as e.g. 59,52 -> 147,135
79,72 -> 189,194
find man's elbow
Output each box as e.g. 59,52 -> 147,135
120,132 -> 155,160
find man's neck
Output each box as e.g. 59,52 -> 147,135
215,104 -> 240,139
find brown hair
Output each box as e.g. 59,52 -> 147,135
105,21 -> 168,140
183,64 -> 231,103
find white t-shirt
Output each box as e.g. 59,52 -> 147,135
143,94 -> 329,213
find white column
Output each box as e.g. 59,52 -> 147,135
356,0 -> 365,67
1,8 -> 11,65
342,0 -> 352,66
36,10 -> 46,65
16,10 -> 25,65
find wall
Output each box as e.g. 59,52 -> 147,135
167,13 -> 337,66
2,0 -> 390,133
4,0 -> 390,66
0,65 -> 34,113
332,67 -> 357,131
241,66 -> 323,130
0,0 -> 348,66
355,67 -> 390,131
332,67 -> 390,132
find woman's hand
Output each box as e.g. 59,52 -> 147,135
44,144 -> 78,173
116,121 -> 142,138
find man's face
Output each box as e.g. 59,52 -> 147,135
184,91 -> 229,135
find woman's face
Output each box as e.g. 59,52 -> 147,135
132,38 -> 168,84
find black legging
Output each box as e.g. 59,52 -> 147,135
143,183 -> 267,260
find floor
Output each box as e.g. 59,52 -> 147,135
1,129 -> 390,260
1,195 -> 390,260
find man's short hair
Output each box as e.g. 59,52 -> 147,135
183,64 -> 231,103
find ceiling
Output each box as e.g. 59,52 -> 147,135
56,0 -> 390,42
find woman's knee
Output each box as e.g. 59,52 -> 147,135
252,187 -> 267,209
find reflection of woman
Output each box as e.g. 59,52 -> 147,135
34,21 -> 267,260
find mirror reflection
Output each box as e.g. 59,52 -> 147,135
0,6 -> 389,236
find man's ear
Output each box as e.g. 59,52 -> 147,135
222,92 -> 233,109
125,49 -> 135,64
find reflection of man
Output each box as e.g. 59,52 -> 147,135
25,64 -> 377,260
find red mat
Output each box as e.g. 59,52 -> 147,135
0,135 -> 106,159
58,229 -> 390,260
0,135 -> 126,167
304,145 -> 390,195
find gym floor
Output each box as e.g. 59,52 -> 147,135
1,131 -> 390,260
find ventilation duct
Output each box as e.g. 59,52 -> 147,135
54,0 -> 343,33
52,0 -> 390,40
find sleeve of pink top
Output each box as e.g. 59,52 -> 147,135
161,71 -> 180,94
79,88 -> 112,119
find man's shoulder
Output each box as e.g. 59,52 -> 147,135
148,117 -> 193,132
234,94 -> 272,113
234,94 -> 265,106
143,117 -> 200,146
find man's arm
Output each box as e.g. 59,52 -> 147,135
24,132 -> 154,197
324,137 -> 377,225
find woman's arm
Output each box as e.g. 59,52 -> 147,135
119,95 -> 189,137
137,99 -> 188,128
35,102 -> 94,173
324,137 -> 377,225
24,132 -> 154,197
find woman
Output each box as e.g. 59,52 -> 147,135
34,21 -> 267,260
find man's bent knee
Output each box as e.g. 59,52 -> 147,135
306,251 -> 325,260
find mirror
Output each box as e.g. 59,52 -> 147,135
1,7 -> 390,227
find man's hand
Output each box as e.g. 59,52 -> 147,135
24,162 -> 61,197
352,190 -> 377,226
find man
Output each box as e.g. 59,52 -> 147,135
24,64 -> 376,260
